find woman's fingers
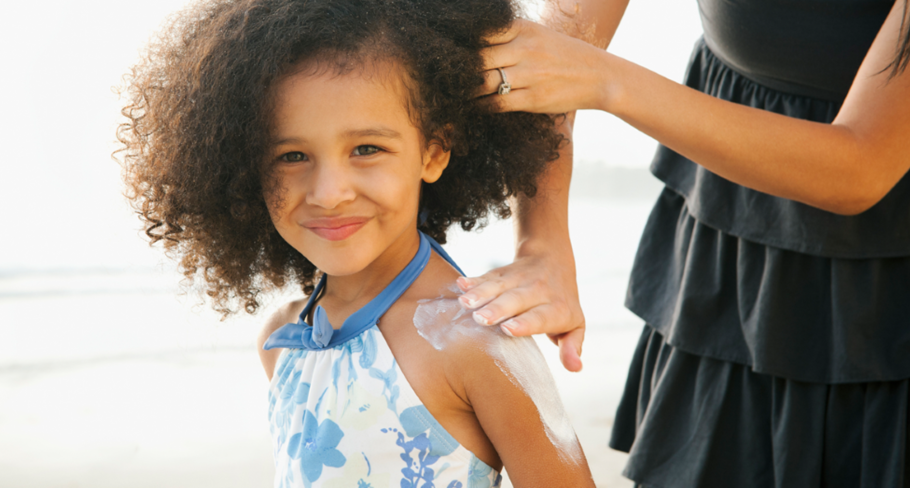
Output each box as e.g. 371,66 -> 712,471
457,266 -> 515,311
471,283 -> 543,327
457,244 -> 586,372
555,328 -> 585,372
480,43 -> 519,73
460,257 -> 583,334
476,68 -> 512,98
456,259 -> 550,326
473,65 -> 535,110
498,300 -> 576,337
478,89 -> 531,113
475,17 -> 612,113
478,21 -> 531,75
474,65 -> 531,101
499,303 -> 552,335
483,18 -> 525,46
500,303 -> 586,372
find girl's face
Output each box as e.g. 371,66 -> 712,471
266,62 -> 450,277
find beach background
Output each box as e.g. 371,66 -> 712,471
0,1 -> 700,486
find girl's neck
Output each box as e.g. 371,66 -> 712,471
319,228 -> 422,324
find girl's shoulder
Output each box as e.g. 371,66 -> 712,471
383,260 -> 594,484
376,252 -> 506,469
257,298 -> 308,381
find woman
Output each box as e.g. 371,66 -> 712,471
455,0 -> 910,485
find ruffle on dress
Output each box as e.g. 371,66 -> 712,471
626,188 -> 910,384
613,29 -> 910,488
610,327 -> 910,488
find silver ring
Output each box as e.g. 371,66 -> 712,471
497,68 -> 512,95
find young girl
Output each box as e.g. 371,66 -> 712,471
117,0 -> 595,486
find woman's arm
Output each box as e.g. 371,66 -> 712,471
458,114 -> 585,372
460,1 -> 910,349
480,1 -> 910,215
541,0 -> 629,47
606,5 -> 910,215
457,0 -> 631,372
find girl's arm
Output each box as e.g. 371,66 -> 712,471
442,331 -> 596,486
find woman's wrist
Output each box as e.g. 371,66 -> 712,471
512,111 -> 573,248
515,230 -> 575,268
512,173 -> 572,256
590,50 -> 629,115
513,186 -> 574,272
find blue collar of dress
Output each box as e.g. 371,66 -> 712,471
262,231 -> 463,351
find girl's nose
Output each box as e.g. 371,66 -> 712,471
305,162 -> 356,210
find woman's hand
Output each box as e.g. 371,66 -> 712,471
476,19 -> 615,114
455,113 -> 585,373
456,242 -> 586,372
460,3 -> 629,373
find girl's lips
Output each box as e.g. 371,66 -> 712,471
303,217 -> 370,241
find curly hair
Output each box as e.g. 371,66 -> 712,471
118,0 -> 562,316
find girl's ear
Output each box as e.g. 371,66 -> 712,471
421,141 -> 451,184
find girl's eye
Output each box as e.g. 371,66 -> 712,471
280,152 -> 307,163
352,145 -> 380,156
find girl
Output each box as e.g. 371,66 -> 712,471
454,0 -> 910,486
117,0 -> 595,486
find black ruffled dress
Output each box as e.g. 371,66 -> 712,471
608,0 -> 910,486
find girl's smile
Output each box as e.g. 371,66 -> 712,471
266,61 -> 450,280
301,216 -> 372,241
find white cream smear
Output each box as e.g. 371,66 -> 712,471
413,286 -> 582,465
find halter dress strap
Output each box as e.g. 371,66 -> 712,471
263,231 -> 461,351
427,234 -> 464,276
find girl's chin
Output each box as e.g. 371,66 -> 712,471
314,261 -> 368,277
300,241 -> 375,277
310,255 -> 373,278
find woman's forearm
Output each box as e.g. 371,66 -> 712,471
460,113 -> 585,373
596,2 -> 910,215
514,0 -> 626,250
486,2 -> 910,215
543,0 -> 630,48
600,55 -> 870,214
512,114 -> 573,256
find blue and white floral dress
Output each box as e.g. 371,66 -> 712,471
264,233 -> 502,488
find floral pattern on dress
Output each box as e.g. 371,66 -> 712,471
268,326 -> 500,488
288,410 -> 347,482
